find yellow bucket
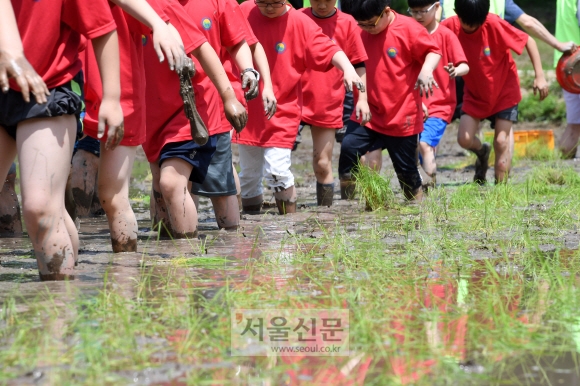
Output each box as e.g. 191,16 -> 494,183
483,129 -> 554,158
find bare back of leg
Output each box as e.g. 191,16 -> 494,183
159,158 -> 198,238
98,145 -> 138,253
17,115 -> 77,280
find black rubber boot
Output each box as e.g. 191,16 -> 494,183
316,182 -> 334,206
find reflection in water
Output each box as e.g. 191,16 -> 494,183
2,155 -> 580,384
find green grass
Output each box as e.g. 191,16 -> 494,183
352,163 -> 396,211
1,162 -> 580,384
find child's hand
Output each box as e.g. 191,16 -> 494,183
262,86 -> 277,120
98,97 -> 125,150
443,62 -> 458,78
533,77 -> 549,101
356,100 -> 371,126
556,41 -> 578,53
224,96 -> 248,133
0,51 -> 50,103
415,70 -> 438,98
152,23 -> 186,72
242,69 -> 259,101
422,103 -> 429,122
343,69 -> 365,93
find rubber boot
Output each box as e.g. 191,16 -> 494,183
316,182 -> 334,206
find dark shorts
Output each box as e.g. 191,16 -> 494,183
190,132 -> 237,197
74,134 -> 101,158
0,72 -> 84,139
461,105 -> 519,129
159,135 -> 218,184
338,120 -> 422,191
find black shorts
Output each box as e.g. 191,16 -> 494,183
74,134 -> 101,158
338,120 -> 422,191
0,72 -> 84,139
158,135 -> 218,184
461,105 -> 519,129
190,132 -> 237,197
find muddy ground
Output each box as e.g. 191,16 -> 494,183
1,122 -> 579,384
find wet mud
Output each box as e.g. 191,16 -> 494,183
1,123 -> 580,384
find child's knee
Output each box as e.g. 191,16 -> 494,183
313,156 -> 331,173
493,134 -> 509,152
159,169 -> 186,198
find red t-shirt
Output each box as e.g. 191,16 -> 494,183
233,3 -> 342,149
425,24 -> 467,123
299,8 -> 368,129
351,12 -> 440,137
142,0 -> 245,163
83,0 -> 170,146
9,0 -> 115,92
219,0 -> 260,133
441,14 -> 528,119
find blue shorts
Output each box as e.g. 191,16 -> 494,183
158,136 -> 218,184
420,117 -> 448,147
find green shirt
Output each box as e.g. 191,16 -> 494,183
443,0 -> 506,19
554,0 -> 580,66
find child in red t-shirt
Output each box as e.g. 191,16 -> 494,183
408,0 -> 469,189
339,0 -> 441,201
300,0 -> 370,207
143,0 -> 254,237
81,0 -> 188,252
0,0 -> 123,280
441,0 -> 548,184
235,0 -> 365,215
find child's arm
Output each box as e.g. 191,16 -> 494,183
515,13 -> 576,53
330,51 -> 365,93
250,42 -> 277,120
525,36 -> 549,101
109,0 -> 186,71
443,62 -> 469,78
0,0 -> 49,103
92,30 -> 125,150
191,42 -> 248,132
415,52 -> 441,99
354,67 -> 371,125
226,41 -> 259,101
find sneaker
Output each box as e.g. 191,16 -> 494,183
473,143 -> 491,185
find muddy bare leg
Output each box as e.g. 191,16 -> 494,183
71,148 -> 100,217
493,119 -> 513,184
18,116 -> 77,280
558,123 -> 580,159
210,195 -> 239,229
98,145 -> 138,253
0,163 -> 22,235
159,158 -> 198,238
274,186 -> 297,215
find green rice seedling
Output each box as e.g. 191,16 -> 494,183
352,162 -> 396,211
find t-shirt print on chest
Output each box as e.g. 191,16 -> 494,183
387,47 -> 398,58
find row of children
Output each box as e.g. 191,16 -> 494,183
0,0 -> 573,281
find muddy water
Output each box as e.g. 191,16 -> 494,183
2,124 -> 580,384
